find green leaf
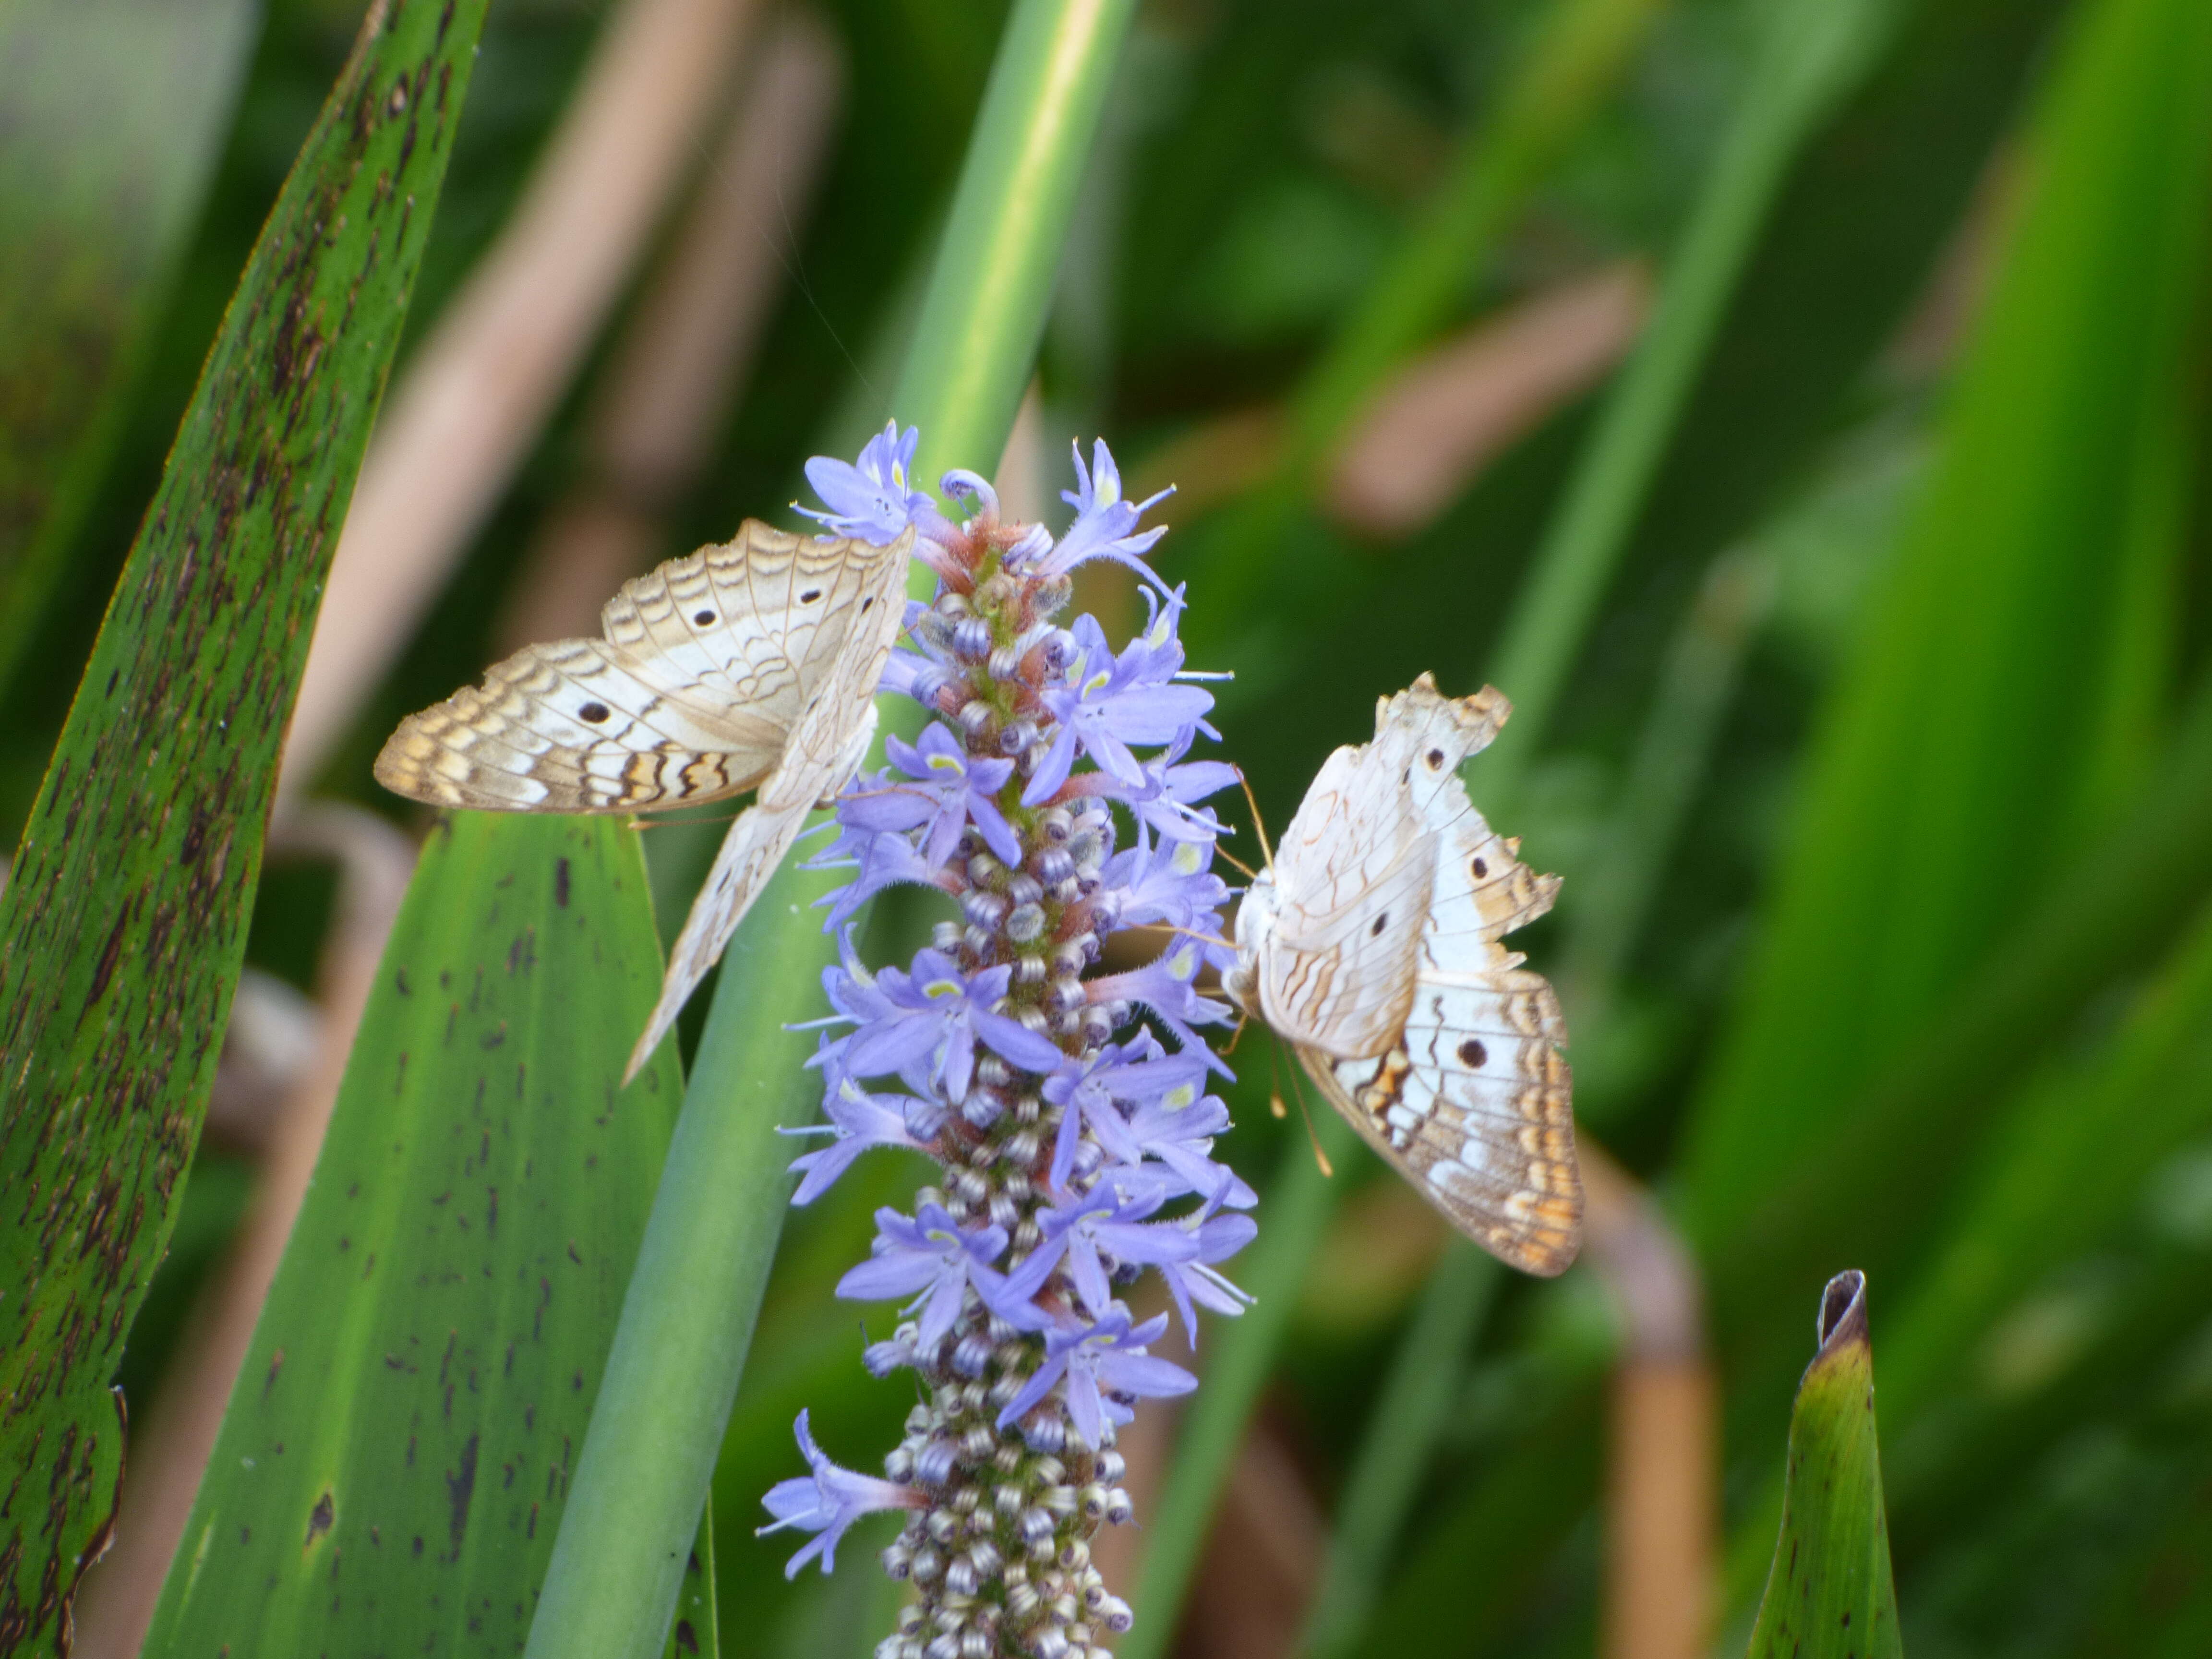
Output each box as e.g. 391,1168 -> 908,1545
0,0 -> 260,696
1879,891 -> 2212,1426
1748,1271 -> 1902,1659
0,2 -> 490,1645
1685,0 -> 2212,1352
519,3 -> 1143,1654
662,1510 -> 719,1659
141,813 -> 685,1658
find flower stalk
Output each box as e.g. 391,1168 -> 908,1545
761,425 -> 1252,1659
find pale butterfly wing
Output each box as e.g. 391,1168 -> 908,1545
373,522 -> 910,811
1231,674 -> 1581,1276
372,519 -> 912,1081
625,565 -> 903,1080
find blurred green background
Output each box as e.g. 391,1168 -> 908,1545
5,0 -> 2212,1653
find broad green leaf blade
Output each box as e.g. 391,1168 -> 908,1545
1748,1271 -> 1901,1659
142,813 -> 685,1658
1686,0 -> 2212,1350
0,0 -> 260,696
0,2 -> 489,1645
521,3 -> 1142,1654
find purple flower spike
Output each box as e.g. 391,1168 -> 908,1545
1008,1185 -> 1200,1317
1085,941 -> 1235,1071
757,1411 -> 921,1578
1105,833 -> 1232,932
996,1308 -> 1196,1447
768,424 -> 1255,1657
1155,1210 -> 1260,1342
1038,438 -> 1174,593
836,950 -> 1015,1104
874,722 -> 1023,868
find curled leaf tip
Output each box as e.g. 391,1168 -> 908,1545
1816,1267 -> 1867,1354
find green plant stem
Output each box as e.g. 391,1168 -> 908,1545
520,4 -> 1138,1655
1127,3 -> 1900,1650
1298,1244 -> 1502,1659
1204,0 -> 1662,619
1120,1112 -> 1356,1659
1482,0 -> 1896,783
898,0 -> 1140,493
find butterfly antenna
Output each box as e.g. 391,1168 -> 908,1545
1214,844 -> 1261,880
1161,923 -> 1238,952
1222,1007 -> 1250,1056
1277,1039 -> 1334,1178
1234,767 -> 1276,870
635,810 -> 744,830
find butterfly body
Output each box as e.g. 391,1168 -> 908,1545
374,519 -> 913,1078
1226,675 -> 1581,1276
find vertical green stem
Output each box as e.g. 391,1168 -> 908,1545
520,4 -> 1137,1655
1297,1244 -> 1503,1659
1481,0 -> 1897,784
1119,1112 -> 1357,1659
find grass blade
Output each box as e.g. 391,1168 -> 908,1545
1297,1243 -> 1502,1659
0,3 -> 489,1644
1481,0 -> 1897,785
521,4 -> 1141,1653
1121,1112 -> 1356,1659
1197,0 -> 1663,625
1672,0 -> 2212,1265
1747,1271 -> 1901,1659
0,0 -> 260,696
1688,0 -> 2212,1373
139,813 -> 684,1657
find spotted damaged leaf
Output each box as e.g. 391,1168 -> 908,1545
142,815 -> 685,1658
0,1 -> 489,1647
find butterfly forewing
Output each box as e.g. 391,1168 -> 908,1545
373,521 -> 907,813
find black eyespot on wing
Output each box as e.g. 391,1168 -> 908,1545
1401,768 -> 1410,785
862,596 -> 876,611
1457,1038 -> 1487,1068
1472,857 -> 1489,879
800,588 -> 823,603
694,609 -> 715,625
578,701 -> 612,724
1370,914 -> 1388,937
1427,748 -> 1444,768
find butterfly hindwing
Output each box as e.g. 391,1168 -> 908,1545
1303,961 -> 1579,1278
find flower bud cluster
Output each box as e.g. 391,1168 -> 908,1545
756,425 -> 1253,1658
